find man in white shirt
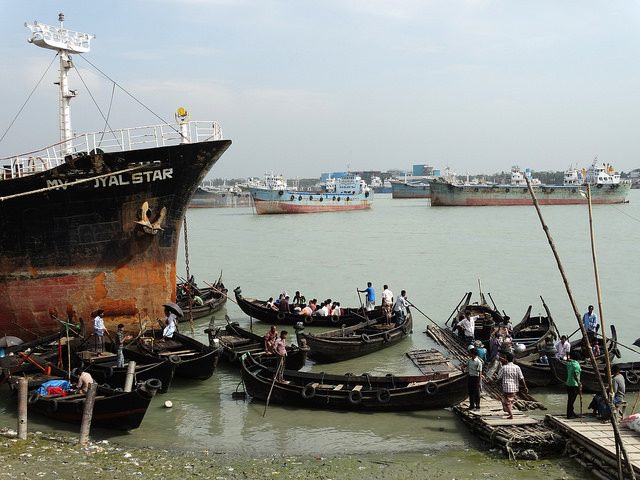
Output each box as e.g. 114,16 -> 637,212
554,335 -> 571,360
393,290 -> 410,325
381,285 -> 393,325
457,312 -> 475,346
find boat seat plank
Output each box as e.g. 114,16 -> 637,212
333,384 -> 344,391
158,349 -> 196,355
311,382 -> 320,389
352,385 -> 363,392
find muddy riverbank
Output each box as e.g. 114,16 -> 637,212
1,427 -> 589,479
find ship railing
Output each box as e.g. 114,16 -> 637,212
1,121 -> 223,180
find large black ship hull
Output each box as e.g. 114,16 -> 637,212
0,140 -> 231,335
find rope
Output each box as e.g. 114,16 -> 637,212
0,53 -> 58,146
72,64 -> 120,149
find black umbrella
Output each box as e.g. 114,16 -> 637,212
163,302 -> 184,317
0,335 -> 24,348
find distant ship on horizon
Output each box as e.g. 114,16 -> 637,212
429,161 -> 630,206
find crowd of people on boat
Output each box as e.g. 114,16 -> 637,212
263,283 -> 410,326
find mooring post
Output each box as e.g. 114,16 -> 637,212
79,382 -> 98,445
17,377 -> 28,440
124,360 -> 136,392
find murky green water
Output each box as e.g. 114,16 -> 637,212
4,191 -> 640,477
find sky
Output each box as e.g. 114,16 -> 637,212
1,1 -> 639,179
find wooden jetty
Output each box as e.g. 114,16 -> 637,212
547,415 -> 640,479
425,323 -> 563,459
405,348 -> 459,377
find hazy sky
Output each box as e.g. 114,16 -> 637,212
1,1 -> 639,178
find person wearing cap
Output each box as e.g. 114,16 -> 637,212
474,340 -> 488,362
467,346 -> 484,410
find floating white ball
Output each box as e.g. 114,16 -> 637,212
164,400 -> 173,408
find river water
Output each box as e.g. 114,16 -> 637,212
3,191 -> 640,477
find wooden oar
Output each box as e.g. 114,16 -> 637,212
407,302 -> 440,329
263,355 -> 285,417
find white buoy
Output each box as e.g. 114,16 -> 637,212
164,400 -> 173,408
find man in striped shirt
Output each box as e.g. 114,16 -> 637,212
496,352 -> 528,419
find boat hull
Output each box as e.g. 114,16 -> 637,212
429,181 -> 630,206
0,140 -> 231,336
188,188 -> 251,208
390,182 -> 430,199
240,353 -> 469,411
297,313 -> 413,363
249,188 -> 372,214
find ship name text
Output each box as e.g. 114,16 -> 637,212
46,168 -> 173,190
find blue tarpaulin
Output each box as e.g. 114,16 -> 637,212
36,380 -> 71,396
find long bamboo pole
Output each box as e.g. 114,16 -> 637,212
524,177 -> 635,480
586,184 -> 613,395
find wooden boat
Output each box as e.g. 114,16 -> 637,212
79,358 -> 175,393
510,300 -> 559,356
234,287 -> 380,327
205,321 -> 309,371
296,312 -> 413,363
124,330 -> 221,380
8,368 -> 159,430
519,326 -> 619,388
548,352 -> 632,394
447,291 -> 504,344
240,353 -> 469,411
177,277 -> 228,321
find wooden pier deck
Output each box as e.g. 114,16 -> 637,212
425,322 -> 563,459
546,415 -> 640,479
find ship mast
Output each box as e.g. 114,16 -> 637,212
25,13 -> 94,156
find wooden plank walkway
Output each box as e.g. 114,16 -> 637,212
405,349 -> 459,376
546,415 -> 640,479
454,397 -> 564,460
424,322 -> 564,459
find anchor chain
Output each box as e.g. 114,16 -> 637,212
183,216 -> 195,335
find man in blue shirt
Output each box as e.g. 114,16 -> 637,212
358,282 -> 376,311
582,305 -> 599,342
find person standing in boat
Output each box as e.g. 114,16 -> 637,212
264,325 -> 278,354
393,290 -> 409,325
115,324 -> 132,368
160,306 -> 177,340
565,350 -> 582,419
274,330 -> 288,383
496,352 -> 528,420
358,282 -> 376,312
582,305 -> 599,343
381,285 -> 394,325
457,312 -> 475,346
554,335 -> 571,360
93,309 -> 107,355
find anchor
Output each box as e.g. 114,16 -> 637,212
134,201 -> 166,235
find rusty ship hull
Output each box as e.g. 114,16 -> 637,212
0,140 -> 231,336
429,180 -> 630,206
